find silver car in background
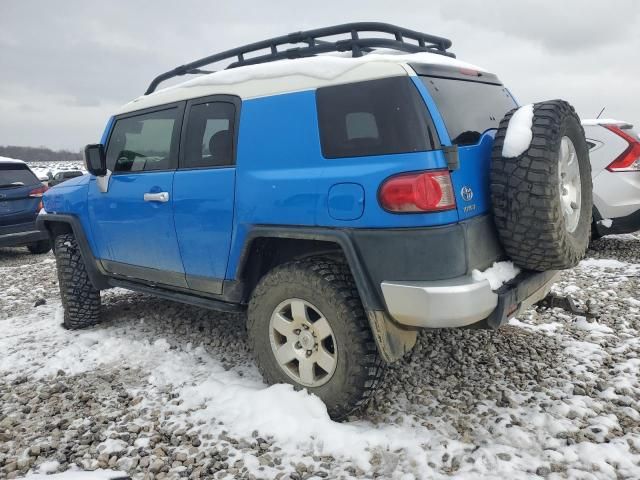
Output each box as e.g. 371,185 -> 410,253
582,119 -> 640,237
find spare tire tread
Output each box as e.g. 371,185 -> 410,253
491,100 -> 592,271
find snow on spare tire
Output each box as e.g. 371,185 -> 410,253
490,100 -> 593,271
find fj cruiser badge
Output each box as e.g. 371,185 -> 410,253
461,186 -> 473,202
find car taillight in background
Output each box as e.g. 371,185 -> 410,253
605,125 -> 640,172
29,185 -> 48,197
29,185 -> 48,212
379,170 -> 456,213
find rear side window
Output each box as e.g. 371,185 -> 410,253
183,102 -> 236,168
316,77 -> 437,159
0,163 -> 38,187
421,77 -> 517,146
107,108 -> 178,173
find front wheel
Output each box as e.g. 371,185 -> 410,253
54,233 -> 101,329
247,257 -> 384,420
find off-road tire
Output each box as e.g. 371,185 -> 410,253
491,100 -> 593,271
54,233 -> 101,329
247,257 -> 384,420
27,239 -> 51,254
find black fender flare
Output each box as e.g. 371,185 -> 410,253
235,226 -> 417,362
36,213 -> 110,290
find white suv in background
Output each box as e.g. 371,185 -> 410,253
583,119 -> 640,238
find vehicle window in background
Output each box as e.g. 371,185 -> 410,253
183,102 -> 236,168
421,76 -> 517,146
0,163 -> 39,187
316,76 -> 437,158
106,108 -> 178,173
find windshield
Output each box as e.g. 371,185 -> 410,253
421,76 -> 517,146
0,163 -> 39,188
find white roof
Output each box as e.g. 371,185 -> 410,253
117,51 -> 486,115
0,155 -> 26,164
582,118 -> 632,127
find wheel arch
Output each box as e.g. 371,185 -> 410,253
235,227 -> 417,363
37,213 -> 110,290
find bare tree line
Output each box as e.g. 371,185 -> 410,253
0,145 -> 83,162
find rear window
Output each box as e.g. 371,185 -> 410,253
421,77 -> 517,146
0,163 -> 39,187
316,76 -> 437,159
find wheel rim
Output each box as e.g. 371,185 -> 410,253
268,298 -> 337,387
558,136 -> 582,233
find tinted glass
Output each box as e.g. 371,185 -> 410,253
0,163 -> 39,187
107,108 -> 178,173
184,102 -> 235,168
316,76 -> 436,159
421,77 -> 517,146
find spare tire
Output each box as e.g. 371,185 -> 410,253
490,100 -> 593,271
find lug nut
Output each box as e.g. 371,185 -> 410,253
302,324 -> 309,330
293,329 -> 301,335
306,350 -> 312,357
295,341 -> 302,349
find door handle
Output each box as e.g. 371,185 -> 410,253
143,192 -> 169,203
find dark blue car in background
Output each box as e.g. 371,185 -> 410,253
0,158 -> 51,254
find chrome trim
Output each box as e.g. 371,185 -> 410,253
381,276 -> 498,328
143,192 -> 169,203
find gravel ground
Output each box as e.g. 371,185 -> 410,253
1,236 -> 639,479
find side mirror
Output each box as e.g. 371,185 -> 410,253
84,144 -> 107,176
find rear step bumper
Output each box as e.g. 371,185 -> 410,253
381,269 -> 559,329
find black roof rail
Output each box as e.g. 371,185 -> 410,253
144,22 -> 454,95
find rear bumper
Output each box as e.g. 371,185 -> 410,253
0,222 -> 49,248
382,269 -> 559,328
594,207 -> 640,236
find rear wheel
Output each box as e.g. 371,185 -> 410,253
491,100 -> 593,271
27,239 -> 51,254
247,257 -> 384,420
54,233 -> 101,329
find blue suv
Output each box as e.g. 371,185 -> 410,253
0,158 -> 51,254
38,24 -> 593,418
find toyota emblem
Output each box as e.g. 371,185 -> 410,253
461,186 -> 473,202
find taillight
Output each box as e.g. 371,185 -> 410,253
605,125 -> 640,172
29,185 -> 48,198
379,170 -> 456,213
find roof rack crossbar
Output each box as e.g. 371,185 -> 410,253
144,22 -> 454,95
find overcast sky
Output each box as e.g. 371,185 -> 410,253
1,0 -> 638,150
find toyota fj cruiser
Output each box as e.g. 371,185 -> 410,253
38,23 -> 593,419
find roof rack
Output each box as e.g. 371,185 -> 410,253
144,22 -> 454,95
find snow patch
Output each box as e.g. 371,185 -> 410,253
160,51 -> 486,92
96,438 -> 128,455
579,258 -> 627,269
472,261 -> 521,290
25,467 -> 126,479
598,218 -> 613,228
501,104 -> 535,158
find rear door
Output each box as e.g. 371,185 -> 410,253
0,163 -> 42,228
172,96 -> 239,295
418,70 -> 518,220
88,103 -> 187,287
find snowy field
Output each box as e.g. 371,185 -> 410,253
1,236 -> 639,479
26,161 -> 85,182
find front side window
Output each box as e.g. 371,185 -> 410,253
316,76 -> 437,159
183,102 -> 236,168
107,108 -> 178,173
